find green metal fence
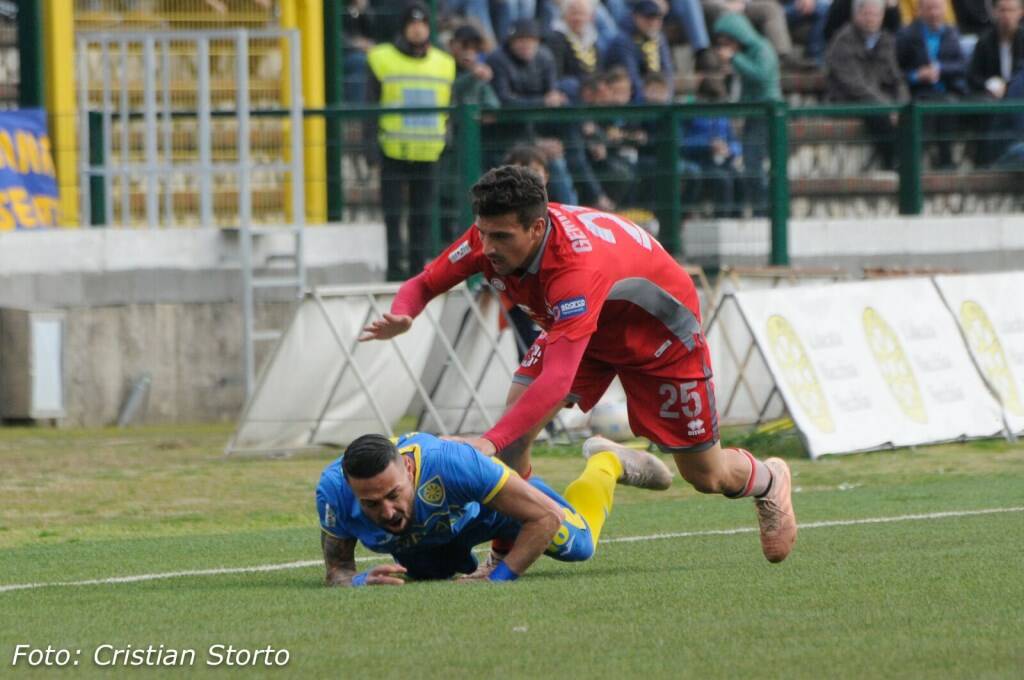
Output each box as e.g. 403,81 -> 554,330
84,100 -> 1024,268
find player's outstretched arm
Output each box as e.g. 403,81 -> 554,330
322,533 -> 407,587
322,532 -> 359,586
484,475 -> 563,581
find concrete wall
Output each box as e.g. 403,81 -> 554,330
684,215 -> 1024,272
0,224 -> 385,426
2,216 -> 1020,426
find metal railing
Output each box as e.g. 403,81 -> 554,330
82,99 -> 1024,265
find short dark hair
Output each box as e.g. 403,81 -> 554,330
471,165 -> 548,227
601,66 -> 631,86
342,434 -> 400,479
503,144 -> 548,170
643,71 -> 668,88
697,74 -> 727,101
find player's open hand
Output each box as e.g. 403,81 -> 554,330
442,435 -> 497,456
358,313 -> 413,341
360,563 -> 408,586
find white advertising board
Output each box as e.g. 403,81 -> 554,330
934,271 -> 1024,434
734,278 -> 1005,457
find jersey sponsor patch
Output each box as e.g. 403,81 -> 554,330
448,241 -> 471,263
553,296 -> 588,321
417,475 -> 446,506
324,503 -> 337,527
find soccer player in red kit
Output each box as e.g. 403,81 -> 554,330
360,166 -> 796,573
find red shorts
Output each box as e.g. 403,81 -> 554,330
514,334 -> 720,453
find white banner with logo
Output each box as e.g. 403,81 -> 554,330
934,271 -> 1024,434
733,278 -> 1005,458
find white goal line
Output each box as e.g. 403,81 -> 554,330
1,506 -> 1020,595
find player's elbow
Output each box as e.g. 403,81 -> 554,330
537,506 -> 563,543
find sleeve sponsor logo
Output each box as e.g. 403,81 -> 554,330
553,296 -> 588,321
448,241 -> 471,263
324,503 -> 337,527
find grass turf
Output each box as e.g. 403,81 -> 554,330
1,424 -> 1022,678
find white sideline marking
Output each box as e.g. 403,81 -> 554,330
1,506 -> 1020,594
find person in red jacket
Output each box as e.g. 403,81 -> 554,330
360,165 -> 797,573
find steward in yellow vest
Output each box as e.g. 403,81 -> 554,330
365,2 -> 456,281
367,11 -> 456,162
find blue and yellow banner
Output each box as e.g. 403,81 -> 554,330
0,110 -> 61,230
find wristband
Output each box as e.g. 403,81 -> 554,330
351,571 -> 370,587
488,561 -> 520,582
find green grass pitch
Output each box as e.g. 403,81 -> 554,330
0,424 -> 1022,678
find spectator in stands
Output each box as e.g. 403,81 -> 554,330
545,0 -> 604,101
967,0 -> 1024,98
679,75 -> 744,216
824,0 -> 901,44
493,0 -> 542,41
445,0 -> 502,45
572,75 -> 622,209
967,0 -> 1024,162
488,19 -> 581,203
897,0 -> 968,167
439,24 -> 501,242
713,12 -> 780,214
702,0 -> 813,70
449,24 -> 501,108
782,0 -> 833,63
990,67 -> 1024,165
367,2 -> 456,280
578,69 -> 639,207
826,0 -> 908,169
598,0 -> 716,69
604,0 -> 675,101
343,0 -> 377,104
952,0 -> 994,48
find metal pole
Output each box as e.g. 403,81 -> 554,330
655,108 -> 682,255
143,36 -> 159,228
324,0 -> 344,221
768,99 -> 790,266
290,30 -> 307,289
88,111 -> 107,227
119,38 -> 130,225
197,37 -> 213,227
76,36 -> 91,227
18,0 -> 44,108
237,31 -> 256,395
161,37 -> 173,226
457,103 -> 482,229
101,39 -> 113,226
899,103 -> 923,215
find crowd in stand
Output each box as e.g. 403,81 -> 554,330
345,0 -> 1024,278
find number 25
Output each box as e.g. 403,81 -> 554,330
659,381 -> 702,419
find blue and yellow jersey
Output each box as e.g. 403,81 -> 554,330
315,433 -> 514,556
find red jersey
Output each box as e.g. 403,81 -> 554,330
423,203 -> 704,370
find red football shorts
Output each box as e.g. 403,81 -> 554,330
514,334 -> 720,453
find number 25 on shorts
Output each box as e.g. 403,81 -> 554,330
658,381 -> 703,420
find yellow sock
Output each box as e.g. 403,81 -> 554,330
563,452 -> 622,547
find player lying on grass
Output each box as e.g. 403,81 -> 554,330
360,165 -> 797,574
316,432 -> 672,585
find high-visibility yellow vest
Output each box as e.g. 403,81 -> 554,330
367,44 -> 456,162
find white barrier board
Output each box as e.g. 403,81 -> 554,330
734,278 -> 1004,457
934,271 -> 1024,434
231,291 -> 443,452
